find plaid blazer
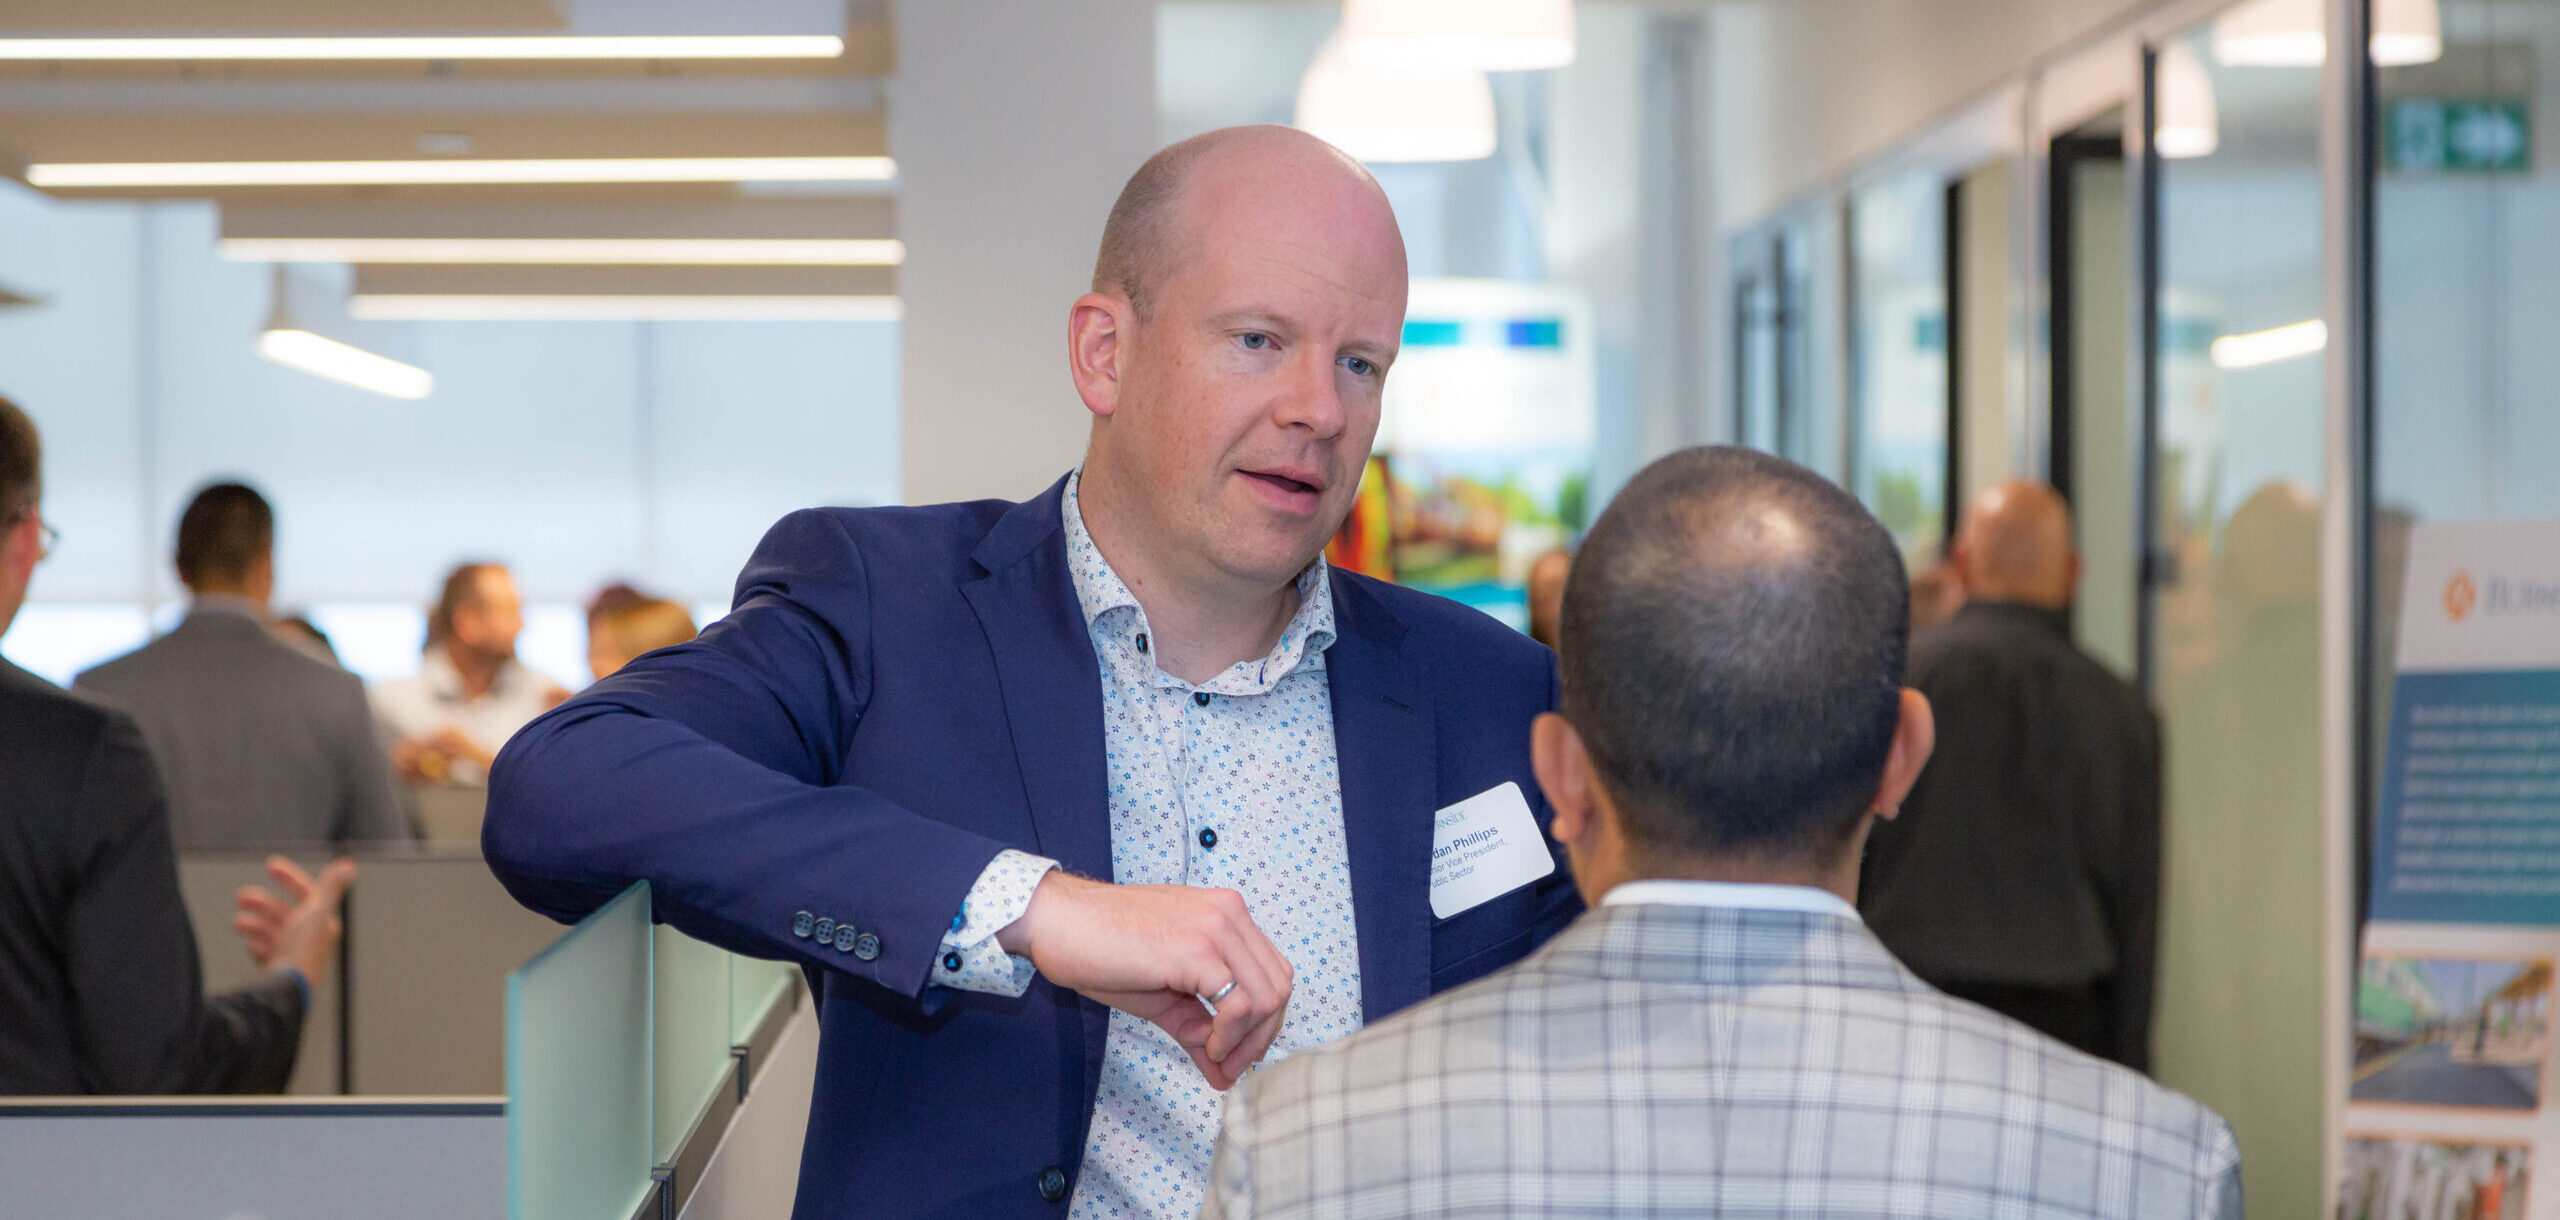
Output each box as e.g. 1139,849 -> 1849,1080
1204,902 -> 2242,1219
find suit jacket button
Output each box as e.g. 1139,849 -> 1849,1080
832,925 -> 859,952
812,917 -> 836,942
1036,1166 -> 1068,1202
791,911 -> 815,938
853,932 -> 882,961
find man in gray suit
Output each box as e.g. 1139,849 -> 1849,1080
1204,447 -> 2241,1218
78,483 -> 411,849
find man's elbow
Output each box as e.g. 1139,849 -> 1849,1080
480,711 -> 611,922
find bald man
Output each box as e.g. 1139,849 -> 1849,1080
1859,480 -> 2162,1070
484,126 -> 1577,1220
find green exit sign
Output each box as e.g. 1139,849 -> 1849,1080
2388,99 -> 2530,173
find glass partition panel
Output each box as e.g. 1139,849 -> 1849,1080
2144,21 -> 2328,1220
1776,215 -> 1837,477
1735,264 -> 1781,451
731,956 -> 798,1046
1849,167 -> 1952,565
508,882 -> 652,1220
653,925 -> 732,1161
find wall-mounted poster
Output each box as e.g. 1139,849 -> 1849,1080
2346,520 -> 2560,1219
1326,278 -> 1595,631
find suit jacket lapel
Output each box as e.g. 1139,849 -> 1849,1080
1325,572 -> 1437,1023
956,477 -> 1114,884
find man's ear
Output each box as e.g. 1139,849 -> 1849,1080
1067,292 -> 1131,420
1867,688 -> 1937,821
1531,712 -> 1596,847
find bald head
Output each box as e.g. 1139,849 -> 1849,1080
1954,480 -> 2078,608
1560,447 -> 1910,863
1094,125 -> 1398,319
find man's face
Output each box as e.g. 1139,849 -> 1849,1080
454,567 -> 525,660
1100,163 -> 1406,589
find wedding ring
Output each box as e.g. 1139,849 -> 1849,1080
1198,978 -> 1238,1016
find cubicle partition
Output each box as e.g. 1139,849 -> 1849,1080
11,860 -> 810,1219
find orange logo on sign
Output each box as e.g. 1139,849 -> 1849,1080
2447,572 -> 2479,622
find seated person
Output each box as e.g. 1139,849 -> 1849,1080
0,395 -> 354,1094
1203,446 -> 2241,1218
372,562 -> 565,785
585,592 -> 698,681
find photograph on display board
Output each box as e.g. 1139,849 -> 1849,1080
2338,1135 -> 2529,1220
2353,955 -> 2553,1111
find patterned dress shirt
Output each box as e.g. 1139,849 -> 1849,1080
929,471 -> 1364,1219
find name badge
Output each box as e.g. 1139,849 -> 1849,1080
1428,781 -> 1558,919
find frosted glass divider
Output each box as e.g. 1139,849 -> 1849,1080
507,881 -> 654,1220
653,924 -> 733,1160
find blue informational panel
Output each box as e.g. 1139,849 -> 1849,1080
2343,521 -> 2560,1218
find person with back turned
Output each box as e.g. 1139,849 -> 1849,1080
481,125 -> 1577,1219
1860,479 -> 2163,1070
1202,447 -> 2238,1218
0,397 -> 354,1094
77,482 -> 413,849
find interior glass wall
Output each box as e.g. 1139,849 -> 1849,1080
2144,22 -> 2330,1219
1848,167 -> 1951,566
1732,247 -> 1782,451
2052,117 -> 2141,679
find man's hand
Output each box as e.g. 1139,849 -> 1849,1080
998,872 -> 1293,1090
233,855 -> 358,986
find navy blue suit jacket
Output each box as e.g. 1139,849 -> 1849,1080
483,476 -> 1580,1219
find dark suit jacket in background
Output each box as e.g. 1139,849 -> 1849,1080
484,475 -> 1581,1220
1861,600 -> 2163,1070
77,604 -> 412,849
0,659 -> 305,1094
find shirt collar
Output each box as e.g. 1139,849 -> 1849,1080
1060,469 -> 1336,692
1954,599 -> 2073,639
1599,878 -> 1862,922
186,594 -> 267,624
420,648 -> 528,705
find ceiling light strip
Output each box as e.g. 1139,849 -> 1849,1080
347,294 -> 903,322
2209,319 -> 2327,369
28,156 -> 895,188
257,328 -> 433,398
220,237 -> 905,266
0,35 -> 844,61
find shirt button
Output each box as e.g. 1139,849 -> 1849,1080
1192,692 -> 1210,707
1134,633 -> 1149,653
1037,1165 -> 1069,1202
791,911 -> 815,939
1198,827 -> 1218,850
812,917 -> 836,942
853,933 -> 882,961
942,951 -> 964,973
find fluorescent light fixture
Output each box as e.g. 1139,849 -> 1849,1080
1296,32 -> 1497,163
347,294 -> 902,322
2154,42 -> 2220,159
28,156 -> 895,189
2211,0 -> 2440,66
0,35 -> 842,61
257,328 -> 433,398
1341,0 -> 1575,71
220,237 -> 905,266
2209,318 -> 2327,369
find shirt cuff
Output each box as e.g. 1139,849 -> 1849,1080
932,848 -> 1058,997
276,967 -> 313,1013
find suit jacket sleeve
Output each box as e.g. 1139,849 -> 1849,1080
331,671 -> 416,843
62,711 -> 304,1094
483,509 -> 1011,1006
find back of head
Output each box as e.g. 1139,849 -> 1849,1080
594,597 -> 697,660
175,482 -> 275,592
1954,480 -> 2075,607
1559,446 -> 1910,864
0,395 -> 34,523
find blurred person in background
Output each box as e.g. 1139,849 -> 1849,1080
77,482 -> 411,849
371,562 -> 565,786
1860,479 -> 2162,1070
586,592 -> 698,681
1524,547 -> 1570,650
0,396 -> 354,1094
